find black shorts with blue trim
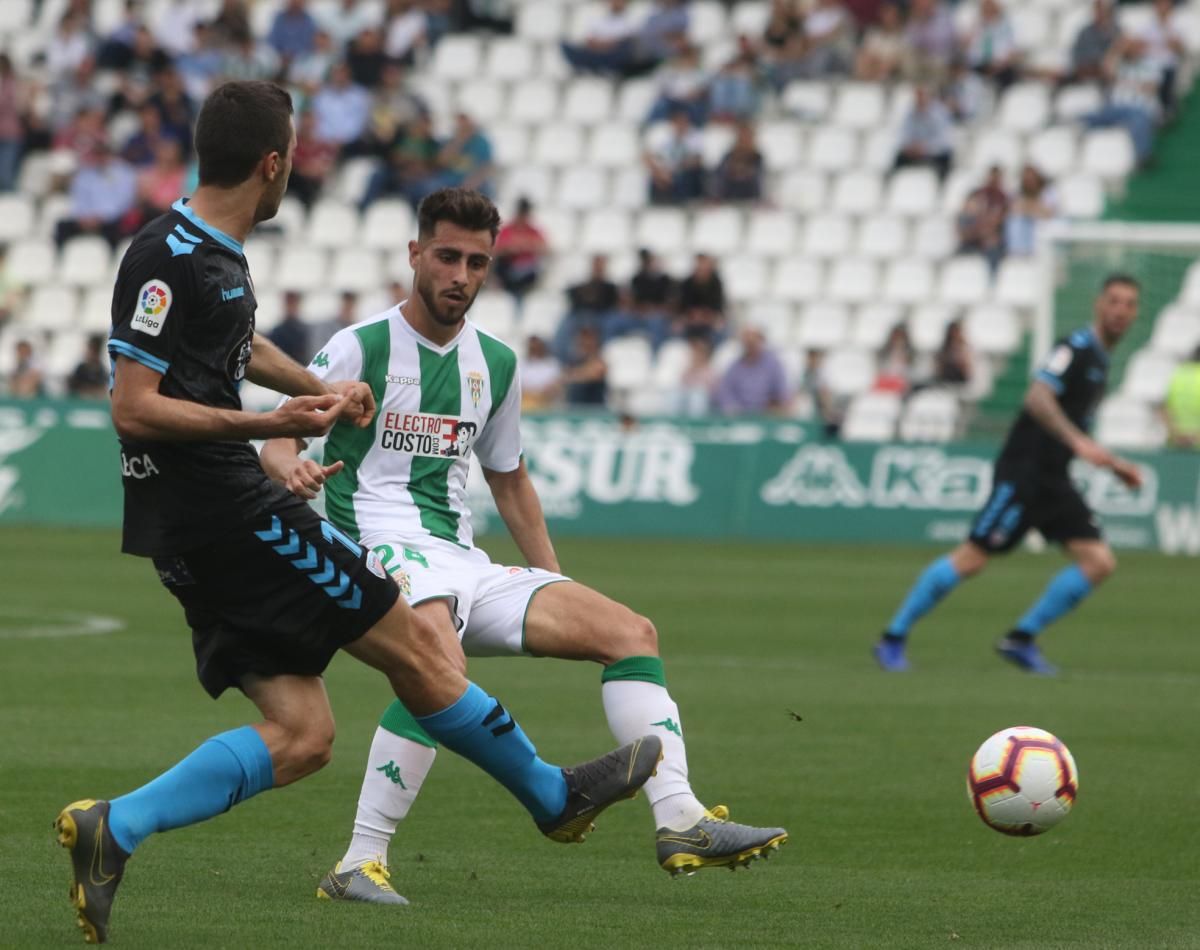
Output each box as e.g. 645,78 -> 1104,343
967,466 -> 1101,554
152,496 -> 399,698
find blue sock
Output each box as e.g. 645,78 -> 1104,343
1015,565 -> 1093,636
886,555 -> 961,636
107,726 -> 274,854
416,682 -> 566,823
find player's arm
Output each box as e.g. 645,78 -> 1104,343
260,435 -> 343,500
111,357 -> 350,442
248,334 -> 376,427
483,459 -> 561,574
1023,380 -> 1142,488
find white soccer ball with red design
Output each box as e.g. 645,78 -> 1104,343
967,726 -> 1079,836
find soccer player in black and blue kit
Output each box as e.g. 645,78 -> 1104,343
53,81 -> 660,944
874,274 -> 1144,676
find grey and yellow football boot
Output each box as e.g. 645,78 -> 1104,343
317,860 -> 410,905
54,799 -> 130,944
657,805 -> 788,876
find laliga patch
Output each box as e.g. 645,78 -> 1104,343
1044,344 -> 1073,376
365,549 -> 387,579
132,279 -> 172,336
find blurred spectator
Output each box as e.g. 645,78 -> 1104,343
520,335 -> 562,411
678,253 -> 726,341
175,22 -> 226,101
385,0 -> 429,65
560,0 -> 638,75
312,62 -> 372,148
0,249 -> 20,328
97,1 -> 144,68
893,85 -> 954,180
493,197 -> 548,299
647,45 -> 709,126
221,29 -> 282,82
875,325 -> 915,394
47,12 -> 94,82
1086,39 -> 1162,165
1163,345 -> 1200,448
55,144 -> 138,248
346,26 -> 391,89
268,0 -> 320,64
555,254 -> 622,358
708,37 -> 762,123
963,0 -> 1020,91
389,280 -> 409,304
1138,0 -> 1187,117
312,290 -> 360,345
289,29 -> 337,93
153,0 -> 203,59
360,111 -> 440,208
360,63 -> 429,159
211,0 -> 253,47
121,104 -> 185,169
803,349 -> 842,437
0,55 -> 24,192
713,325 -> 791,416
645,110 -> 704,204
288,110 -> 338,207
943,56 -> 988,123
136,140 -> 188,218
563,326 -> 609,407
902,0 -> 957,84
49,65 -> 107,143
957,166 -> 1009,270
1068,0 -> 1121,85
453,0 -> 515,34
1005,164 -> 1058,257
66,333 -> 109,399
763,0 -> 801,52
933,319 -> 973,386
269,291 -> 313,364
8,339 -> 45,398
425,0 -> 454,45
100,22 -> 172,77
796,0 -> 855,78
322,0 -> 382,50
711,122 -> 764,202
624,248 -> 676,348
667,329 -> 716,417
427,112 -> 495,198
148,69 -> 196,155
855,3 -> 905,82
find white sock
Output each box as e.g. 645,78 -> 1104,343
340,727 -> 438,870
601,679 -> 706,831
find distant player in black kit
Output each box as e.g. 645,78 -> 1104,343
53,81 -> 659,945
874,274 -> 1144,675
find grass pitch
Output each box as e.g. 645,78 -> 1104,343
1,527 -> 1197,949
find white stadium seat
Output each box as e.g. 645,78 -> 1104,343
1054,84 -> 1104,122
0,193 -> 35,242
997,82 -> 1051,134
500,166 -> 555,209
508,79 -> 559,124
832,170 -> 884,216
470,293 -> 518,345
823,347 -> 876,397
362,200 -> 414,251
687,1 -> 728,45
722,253 -> 771,303
937,256 -> 991,306
964,303 -> 1022,355
883,257 -> 935,305
432,35 -> 482,82
306,200 -> 359,249
781,80 -> 833,121
57,235 -> 112,288
833,82 -> 886,130
589,122 -> 641,168
635,207 -> 688,255
532,122 -> 585,167
1059,174 -> 1105,219
489,122 -> 530,167
757,121 -> 804,170
856,216 -> 909,261
691,207 -> 744,256
1027,126 -> 1078,179
908,303 -> 957,352
746,209 -> 799,258
562,78 -> 614,125
579,208 -> 632,254
1122,349 -> 1177,402
887,167 -> 939,217
900,389 -> 960,442
1081,128 -> 1137,184
79,286 -> 114,333
842,391 -> 902,442
968,128 -> 1024,175
777,169 -> 828,213
769,258 -> 825,302
802,213 -> 854,259
485,37 -> 537,82
610,167 -> 649,209
827,258 -> 879,305
994,258 -> 1039,310
616,78 -> 658,123
851,303 -> 905,350
555,165 -> 608,211
25,285 -> 79,331
515,0 -> 565,42
912,216 -> 958,260
330,248 -> 383,293
1096,397 -> 1167,450
808,127 -> 858,172
7,238 -> 55,286
1150,306 -> 1200,357
455,79 -> 508,125
795,302 -> 851,350
276,246 -> 329,292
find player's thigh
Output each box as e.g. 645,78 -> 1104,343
967,474 -> 1034,555
519,580 -> 657,664
239,673 -> 335,785
413,598 -> 468,674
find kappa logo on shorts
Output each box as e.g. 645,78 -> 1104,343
254,515 -> 363,610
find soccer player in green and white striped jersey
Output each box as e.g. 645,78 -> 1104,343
262,189 -> 787,902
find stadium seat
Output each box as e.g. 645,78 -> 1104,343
730,0 -> 771,36
746,209 -> 799,259
362,200 -> 414,251
508,79 -> 559,124
455,78 -> 508,125
515,0 -> 565,42
757,121 -> 804,171
827,258 -> 879,305
485,37 -> 537,82
743,300 -> 795,343
562,77 -> 614,125
1026,125 -> 1078,179
883,258 -> 936,305
856,216 -> 908,260
306,199 -> 359,249
25,285 -> 79,331
7,238 -> 55,286
0,0 -> 32,34
832,170 -> 884,216
842,391 -> 902,442
964,303 -> 1022,355
57,235 -> 112,288
35,194 -> 71,239
46,329 -> 86,376
968,128 -> 1024,175
1095,397 -> 1167,450
997,81 -> 1052,134
300,290 -> 340,324
651,337 -> 692,391
908,303 -> 958,352
588,122 -> 640,169
330,247 -> 383,293
993,257 -> 1039,309
808,126 -> 858,172
911,216 -> 958,260
722,253 -> 771,303
521,291 -> 567,340
567,1 -> 610,41
79,285 -> 113,333
333,156 -> 378,206
769,257 -> 825,302
687,0 -> 728,45
635,207 -> 688,255
386,249 -> 415,289
532,122 -> 585,167
0,193 -> 35,242
802,213 -> 854,259
470,292 -> 518,344
823,347 -> 877,397
535,206 -> 577,248
851,302 -> 905,350
781,80 -> 833,121
937,256 -> 991,305
1121,349 -> 1177,402
691,206 -> 744,256
489,122 -> 531,167
900,389 -> 960,442
500,165 -> 555,208
252,291 -> 283,333
616,78 -> 658,123
861,128 -> 902,173
1058,174 -> 1104,219
1054,83 -> 1106,123
15,152 -> 52,199
777,169 -> 828,213
432,35 -> 482,82
276,246 -> 329,292
886,167 -> 939,217
795,302 -> 851,351
269,195 -> 306,241
939,168 -> 978,215
833,82 -> 886,131
1150,306 -> 1200,357
1081,128 -> 1137,184
603,335 -> 654,393
579,208 -> 632,254
699,123 -> 737,168
610,167 -> 650,209
1180,261 -> 1200,307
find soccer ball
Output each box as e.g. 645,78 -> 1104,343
967,726 -> 1079,836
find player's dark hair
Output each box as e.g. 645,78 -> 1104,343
1102,273 -> 1141,293
195,81 -> 293,188
417,188 -> 501,242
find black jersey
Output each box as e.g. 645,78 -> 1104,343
996,327 -> 1111,475
109,198 -> 291,556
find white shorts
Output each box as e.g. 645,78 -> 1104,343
361,534 -> 569,657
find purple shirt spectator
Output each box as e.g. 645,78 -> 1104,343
70,154 -> 138,223
268,0 -> 319,59
713,328 -> 791,415
312,63 -> 372,145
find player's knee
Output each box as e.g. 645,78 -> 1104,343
1086,548 -> 1117,583
614,612 -> 658,659
293,725 -> 335,777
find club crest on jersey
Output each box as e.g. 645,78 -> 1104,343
131,279 -> 172,336
466,371 -> 484,408
379,411 -> 479,459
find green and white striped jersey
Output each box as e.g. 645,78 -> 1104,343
305,304 -> 521,549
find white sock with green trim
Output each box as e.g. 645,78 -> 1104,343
341,721 -> 438,870
601,657 -> 705,832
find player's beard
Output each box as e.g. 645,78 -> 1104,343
416,272 -> 476,328
253,176 -> 287,225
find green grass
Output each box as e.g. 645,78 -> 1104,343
2,528 -> 1198,949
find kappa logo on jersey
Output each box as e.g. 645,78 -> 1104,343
131,279 -> 172,337
466,371 -> 484,408
379,411 -> 479,459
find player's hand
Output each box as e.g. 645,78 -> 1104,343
284,458 -> 344,500
1072,436 -> 1116,470
1111,457 -> 1144,490
329,380 -> 376,428
272,393 -> 349,437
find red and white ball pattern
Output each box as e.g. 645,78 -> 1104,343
967,726 -> 1079,836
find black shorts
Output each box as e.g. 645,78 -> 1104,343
152,498 -> 400,698
967,468 -> 1102,554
